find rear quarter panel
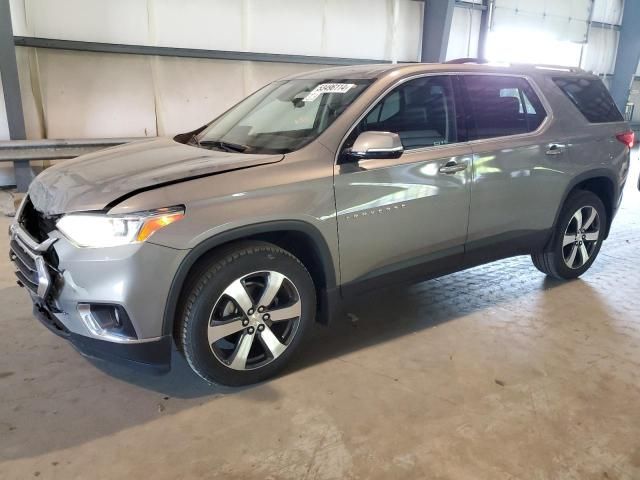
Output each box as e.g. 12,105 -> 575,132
541,74 -> 630,205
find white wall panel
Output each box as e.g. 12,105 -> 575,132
0,77 -> 14,186
18,0 -> 150,45
10,0 -> 421,62
35,50 -> 157,138
581,27 -> 619,75
247,0 -> 324,56
324,0 -> 390,60
151,57 -> 246,135
15,47 -> 45,139
446,6 -> 481,60
152,0 -> 245,51
14,47 -> 333,139
591,0 -> 623,25
9,0 -> 27,36
394,1 -> 423,61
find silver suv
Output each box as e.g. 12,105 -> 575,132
9,62 -> 633,385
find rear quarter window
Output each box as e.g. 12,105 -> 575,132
553,76 -> 623,123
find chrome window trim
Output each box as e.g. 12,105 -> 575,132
334,71 -> 554,164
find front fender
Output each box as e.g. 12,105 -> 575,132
160,220 -> 339,336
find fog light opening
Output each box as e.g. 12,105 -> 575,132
77,303 -> 138,342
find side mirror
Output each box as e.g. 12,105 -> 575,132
344,131 -> 404,161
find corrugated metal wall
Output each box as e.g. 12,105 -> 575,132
6,0 -> 634,141
0,0 -> 424,184
9,0 -> 423,141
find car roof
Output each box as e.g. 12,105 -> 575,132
284,62 -> 594,81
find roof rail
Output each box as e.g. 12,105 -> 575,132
445,58 -> 587,74
444,57 -> 489,64
510,63 -> 586,73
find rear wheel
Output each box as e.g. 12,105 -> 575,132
531,190 -> 606,280
175,241 -> 316,386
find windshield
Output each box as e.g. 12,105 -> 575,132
195,78 -> 373,154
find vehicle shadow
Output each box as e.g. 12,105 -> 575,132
93,256 -> 571,397
0,256 -> 620,463
287,262 -> 572,375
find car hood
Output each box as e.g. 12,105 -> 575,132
28,137 -> 284,215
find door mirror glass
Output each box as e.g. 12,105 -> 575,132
345,131 -> 404,160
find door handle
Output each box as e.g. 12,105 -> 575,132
546,144 -> 565,156
439,160 -> 468,174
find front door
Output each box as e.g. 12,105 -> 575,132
333,75 -> 473,292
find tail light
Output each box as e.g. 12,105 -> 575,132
616,130 -> 635,149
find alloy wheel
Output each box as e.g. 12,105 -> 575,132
562,205 -> 600,269
207,271 -> 302,370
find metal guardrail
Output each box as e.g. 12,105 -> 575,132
0,137 -> 145,192
0,137 -> 144,161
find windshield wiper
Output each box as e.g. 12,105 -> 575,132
199,140 -> 249,153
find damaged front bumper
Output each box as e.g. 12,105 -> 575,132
9,218 -> 187,374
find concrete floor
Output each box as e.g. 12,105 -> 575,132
1,155 -> 639,480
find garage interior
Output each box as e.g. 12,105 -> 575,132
1,0 -> 640,479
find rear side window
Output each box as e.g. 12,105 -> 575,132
553,76 -> 623,123
462,75 -> 547,140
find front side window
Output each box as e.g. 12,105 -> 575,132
345,75 -> 460,151
196,78 -> 372,154
463,75 -> 547,140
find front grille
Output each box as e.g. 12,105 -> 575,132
19,197 -> 59,245
9,198 -> 62,300
9,238 -> 39,294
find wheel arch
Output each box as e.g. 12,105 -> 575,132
162,221 -> 339,336
552,170 -> 618,243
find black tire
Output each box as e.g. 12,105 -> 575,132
175,241 -> 316,386
531,190 -> 607,280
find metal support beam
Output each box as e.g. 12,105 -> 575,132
590,20 -> 621,31
0,0 -> 31,191
477,0 -> 492,60
610,0 -> 640,113
14,37 -> 391,67
421,0 -> 456,63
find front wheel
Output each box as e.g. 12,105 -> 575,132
531,190 -> 607,280
175,241 -> 316,386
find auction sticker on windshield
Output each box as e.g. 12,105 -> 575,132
303,83 -> 356,102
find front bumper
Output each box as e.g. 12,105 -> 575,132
9,221 -> 187,374
33,303 -> 172,373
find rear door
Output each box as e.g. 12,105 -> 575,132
461,74 -> 569,257
333,74 -> 473,290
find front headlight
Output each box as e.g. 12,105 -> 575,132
56,206 -> 185,248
